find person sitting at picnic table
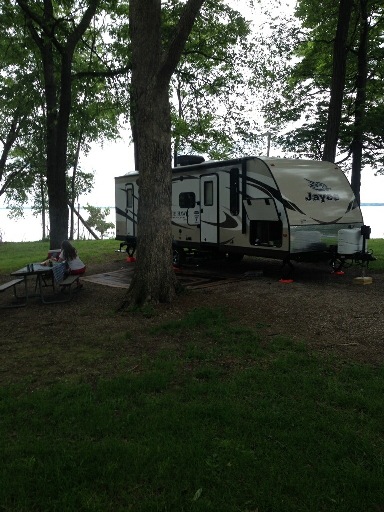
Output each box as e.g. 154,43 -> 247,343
42,240 -> 86,275
57,240 -> 86,275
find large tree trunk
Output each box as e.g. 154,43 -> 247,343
128,85 -> 178,304
49,53 -> 74,248
125,0 -> 205,306
322,0 -> 353,162
126,0 -> 177,305
350,0 -> 369,205
44,59 -> 69,249
39,5 -> 68,249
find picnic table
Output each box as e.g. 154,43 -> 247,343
10,263 -> 55,304
0,263 -> 81,308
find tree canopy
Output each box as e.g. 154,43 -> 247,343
0,0 -> 260,246
259,0 -> 384,187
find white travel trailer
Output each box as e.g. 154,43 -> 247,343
115,156 -> 373,274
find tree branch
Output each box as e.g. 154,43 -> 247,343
17,0 -> 66,54
72,64 -> 131,80
0,112 -> 25,180
66,0 -> 100,55
158,0 -> 206,89
16,0 -> 46,32
0,164 -> 30,197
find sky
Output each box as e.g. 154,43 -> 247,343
79,129 -> 135,210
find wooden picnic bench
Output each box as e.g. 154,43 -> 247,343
40,274 -> 82,303
0,278 -> 27,308
0,278 -> 24,293
47,274 -> 82,302
60,274 -> 81,290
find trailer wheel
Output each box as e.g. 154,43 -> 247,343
126,244 -> 136,257
330,257 -> 344,272
281,258 -> 294,280
173,249 -> 186,267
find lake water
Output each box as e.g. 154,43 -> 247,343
0,204 -> 383,242
0,205 -> 116,243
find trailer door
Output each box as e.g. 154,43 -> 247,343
200,174 -> 218,244
125,183 -> 135,236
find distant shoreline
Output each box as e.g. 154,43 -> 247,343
1,204 -> 382,241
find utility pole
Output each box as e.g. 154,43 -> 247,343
266,132 -> 271,157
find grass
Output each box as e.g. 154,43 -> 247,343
0,237 -> 383,275
0,239 -> 118,274
368,238 -> 384,269
1,306 -> 384,511
0,240 -> 384,511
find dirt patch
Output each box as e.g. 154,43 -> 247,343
0,256 -> 383,388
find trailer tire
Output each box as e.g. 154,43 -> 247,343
173,249 -> 186,267
126,244 -> 136,257
330,257 -> 344,272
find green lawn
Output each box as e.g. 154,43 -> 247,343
0,237 -> 383,274
0,239 -> 118,274
0,240 -> 383,511
1,307 -> 384,511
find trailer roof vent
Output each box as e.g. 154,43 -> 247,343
176,155 -> 205,166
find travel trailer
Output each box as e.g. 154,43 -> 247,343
115,156 -> 373,274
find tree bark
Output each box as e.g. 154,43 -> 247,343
127,84 -> 178,304
17,0 -> 99,249
350,0 -> 369,205
126,0 -> 205,306
128,0 -> 176,305
322,0 -> 353,162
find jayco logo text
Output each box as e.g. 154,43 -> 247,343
305,192 -> 339,202
304,179 -> 339,202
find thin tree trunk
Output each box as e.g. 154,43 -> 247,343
69,31 -> 96,240
322,0 -> 353,162
173,79 -> 183,166
69,130 -> 83,240
350,0 -> 369,205
40,174 -> 47,240
68,202 -> 100,240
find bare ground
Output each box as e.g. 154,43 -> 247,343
0,256 -> 383,388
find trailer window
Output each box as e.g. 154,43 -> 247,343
230,168 -> 240,215
126,188 -> 133,208
204,181 -> 214,206
179,192 -> 195,208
